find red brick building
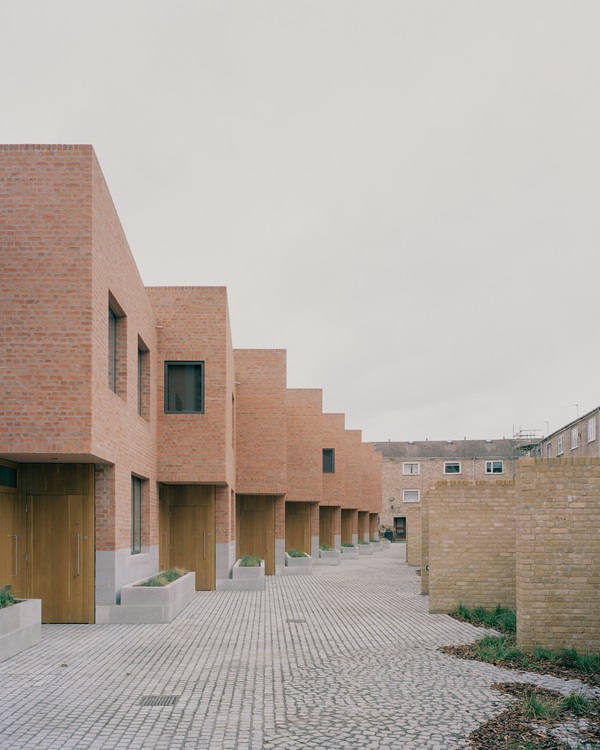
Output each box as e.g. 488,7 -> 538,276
0,145 -> 381,622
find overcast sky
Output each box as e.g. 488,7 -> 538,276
2,2 -> 599,441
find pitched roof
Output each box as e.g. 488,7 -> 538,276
371,439 -> 518,460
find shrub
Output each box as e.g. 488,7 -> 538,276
341,543 -> 355,547
286,548 -> 307,558
358,540 -> 370,545
561,692 -> 589,715
138,567 -> 187,587
369,538 -> 378,543
455,604 -> 516,633
239,555 -> 261,567
319,544 -> 334,551
0,587 -> 15,609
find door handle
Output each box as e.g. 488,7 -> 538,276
12,535 -> 18,577
76,534 -> 81,576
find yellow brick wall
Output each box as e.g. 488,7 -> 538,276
517,458 -> 600,653
426,480 -> 517,613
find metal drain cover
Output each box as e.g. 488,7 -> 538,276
139,695 -> 179,707
286,619 -> 306,624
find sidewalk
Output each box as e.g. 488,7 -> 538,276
0,544 -> 586,749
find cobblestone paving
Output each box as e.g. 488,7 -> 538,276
0,544 -> 592,749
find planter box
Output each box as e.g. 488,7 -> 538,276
229,559 -> 266,591
370,541 -> 383,552
318,549 -> 341,566
99,571 -> 196,624
0,599 -> 42,662
381,539 -> 391,549
358,543 -> 374,556
282,552 -> 314,575
340,545 -> 359,559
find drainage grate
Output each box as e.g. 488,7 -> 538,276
139,695 -> 180,707
286,619 -> 306,624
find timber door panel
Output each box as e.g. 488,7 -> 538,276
236,495 -> 275,575
319,506 -> 335,549
358,512 -> 367,542
162,485 -> 215,591
158,491 -> 170,573
0,491 -> 24,597
285,502 -> 310,554
27,494 -> 94,623
341,510 -> 353,545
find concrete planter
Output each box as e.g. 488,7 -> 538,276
381,539 -> 391,549
98,571 -> 196,624
340,545 -> 359,559
0,599 -> 42,662
358,543 -> 374,556
370,541 -> 383,552
318,549 -> 341,566
282,552 -> 314,575
229,559 -> 266,591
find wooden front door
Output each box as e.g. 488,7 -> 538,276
25,464 -> 94,624
341,509 -> 353,544
162,485 -> 215,591
27,494 -> 94,623
285,502 -> 310,554
358,512 -> 367,542
236,495 -> 275,575
319,506 -> 335,549
0,490 -> 24,597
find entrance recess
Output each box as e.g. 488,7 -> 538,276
341,509 -> 354,545
319,506 -> 335,549
285,502 -> 310,554
160,485 -> 215,591
0,484 -> 23,597
236,495 -> 275,574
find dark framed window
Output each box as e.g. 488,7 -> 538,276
108,308 -> 117,392
323,448 -> 335,473
131,477 -> 142,554
444,462 -> 461,474
164,362 -> 204,413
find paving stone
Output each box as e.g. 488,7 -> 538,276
0,544 -> 592,749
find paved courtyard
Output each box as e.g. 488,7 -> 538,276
0,544 -> 590,750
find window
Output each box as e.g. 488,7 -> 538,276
571,427 -> 578,450
131,477 -> 142,554
546,443 -> 551,458
485,460 -> 503,474
0,464 -> 17,489
108,308 -> 117,392
165,362 -> 204,413
403,490 -> 420,503
323,448 -> 335,473
588,418 -> 596,443
558,435 -> 564,455
444,462 -> 461,474
137,338 -> 150,419
403,462 -> 420,475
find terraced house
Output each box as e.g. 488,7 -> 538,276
0,144 -> 382,624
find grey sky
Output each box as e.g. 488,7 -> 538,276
2,2 -> 599,441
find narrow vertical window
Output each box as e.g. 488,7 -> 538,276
132,477 -> 142,554
108,309 -> 117,392
322,449 -> 335,473
546,443 -> 551,458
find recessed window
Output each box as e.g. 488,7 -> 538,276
131,477 -> 142,554
588,418 -> 596,443
164,362 -> 204,413
108,295 -> 127,397
546,443 -> 551,458
485,460 -> 503,474
444,462 -> 461,474
108,309 -> 117,392
137,339 -> 150,419
557,435 -> 564,455
323,448 -> 335,473
402,462 -> 420,475
571,427 -> 578,450
403,490 -> 420,503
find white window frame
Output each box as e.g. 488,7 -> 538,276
402,489 -> 420,503
588,418 -> 596,443
571,427 -> 578,450
444,462 -> 461,475
402,462 -> 420,476
485,460 -> 503,474
557,435 -> 564,455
